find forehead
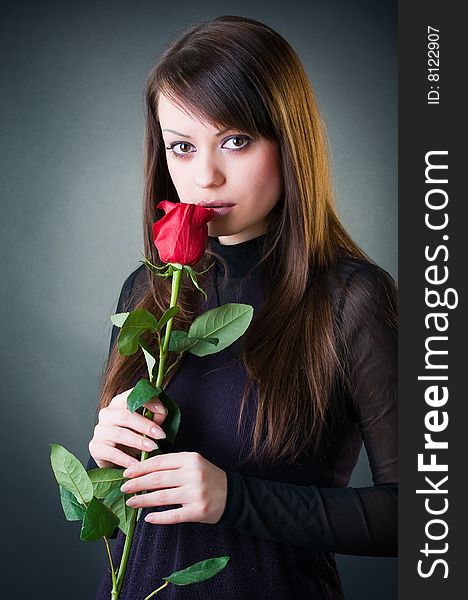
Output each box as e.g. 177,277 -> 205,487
157,93 -> 221,132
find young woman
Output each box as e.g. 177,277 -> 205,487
88,15 -> 397,599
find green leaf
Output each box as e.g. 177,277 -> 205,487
167,331 -> 197,353
188,304 -> 254,356
88,468 -> 125,499
163,556 -> 230,586
191,261 -> 216,276
102,486 -> 133,535
50,444 -> 93,505
167,331 -> 218,353
139,253 -> 168,271
59,485 -> 86,521
167,329 -> 187,350
118,309 -> 159,355
80,497 -> 120,541
174,338 -> 200,352
127,379 -> 163,413
157,390 -> 181,444
183,265 -> 209,300
110,312 -> 130,327
139,340 -> 158,381
158,305 -> 180,330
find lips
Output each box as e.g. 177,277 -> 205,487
209,206 -> 235,216
196,200 -> 236,216
196,200 -> 236,208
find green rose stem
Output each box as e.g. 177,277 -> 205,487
103,536 -> 118,597
114,265 -> 183,599
144,580 -> 170,599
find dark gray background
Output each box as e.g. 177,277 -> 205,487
0,1 -> 396,598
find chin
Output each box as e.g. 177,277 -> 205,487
207,222 -> 234,236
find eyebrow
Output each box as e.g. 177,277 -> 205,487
162,127 -> 232,139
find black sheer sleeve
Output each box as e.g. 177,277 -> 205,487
217,260 -> 398,557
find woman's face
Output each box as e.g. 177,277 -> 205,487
157,93 -> 283,245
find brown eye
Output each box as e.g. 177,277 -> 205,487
222,135 -> 251,151
172,142 -> 192,154
166,142 -> 194,157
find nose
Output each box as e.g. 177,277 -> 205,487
194,151 -> 225,189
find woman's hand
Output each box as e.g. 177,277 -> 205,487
88,388 -> 168,469
120,452 -> 228,525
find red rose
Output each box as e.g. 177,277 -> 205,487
152,201 -> 214,265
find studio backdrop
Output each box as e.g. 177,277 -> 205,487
0,1 -> 396,598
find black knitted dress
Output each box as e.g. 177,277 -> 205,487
89,233 -> 397,600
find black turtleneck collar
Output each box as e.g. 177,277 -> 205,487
209,234 -> 267,278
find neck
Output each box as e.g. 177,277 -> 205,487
210,233 -> 267,278
216,227 -> 267,246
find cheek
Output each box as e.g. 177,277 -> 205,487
245,148 -> 282,203
167,161 -> 188,193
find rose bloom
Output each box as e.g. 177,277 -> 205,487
153,200 -> 214,265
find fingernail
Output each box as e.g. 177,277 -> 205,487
153,403 -> 168,415
126,497 -> 138,506
151,426 -> 166,439
143,439 -> 157,449
124,465 -> 135,476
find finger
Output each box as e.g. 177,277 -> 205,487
151,411 -> 166,427
90,442 -> 140,469
126,487 -> 186,508
144,507 -> 196,525
143,399 -> 168,418
99,407 -> 166,440
117,444 -> 140,459
109,388 -> 134,407
100,425 -> 160,453
120,468 -> 181,494
109,390 -> 167,426
123,452 -> 190,478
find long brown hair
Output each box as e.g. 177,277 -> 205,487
98,15 -> 392,465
